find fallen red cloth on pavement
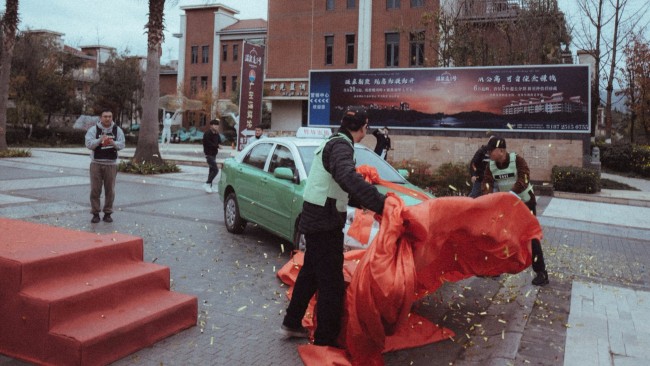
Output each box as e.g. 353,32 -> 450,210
278,192 -> 543,365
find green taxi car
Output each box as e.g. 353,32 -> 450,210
217,135 -> 432,250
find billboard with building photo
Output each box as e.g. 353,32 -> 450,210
309,65 -> 590,133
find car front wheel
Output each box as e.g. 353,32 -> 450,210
224,192 -> 246,233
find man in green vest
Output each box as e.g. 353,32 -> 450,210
482,136 -> 549,286
280,108 -> 386,347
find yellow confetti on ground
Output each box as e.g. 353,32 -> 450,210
237,306 -> 247,312
507,123 -> 513,130
498,319 -> 506,324
210,336 -> 214,345
449,185 -> 457,191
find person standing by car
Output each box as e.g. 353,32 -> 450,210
253,126 -> 267,140
85,108 -> 125,223
280,108 -> 386,347
482,136 -> 549,286
202,119 -> 221,193
372,127 -> 391,160
468,135 -> 494,198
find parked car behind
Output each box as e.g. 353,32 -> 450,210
217,131 -> 432,251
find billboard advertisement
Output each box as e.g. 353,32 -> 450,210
237,42 -> 265,151
309,65 -> 590,133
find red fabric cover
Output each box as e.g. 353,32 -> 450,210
277,192 -> 542,365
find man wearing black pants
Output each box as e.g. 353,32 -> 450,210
202,119 -> 221,193
281,109 -> 386,347
482,136 -> 549,286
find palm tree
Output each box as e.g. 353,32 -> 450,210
0,0 -> 19,151
133,0 -> 170,164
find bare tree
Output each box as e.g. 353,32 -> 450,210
574,0 -> 649,137
425,0 -> 570,67
0,0 -> 19,151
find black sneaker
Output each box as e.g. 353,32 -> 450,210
103,213 -> 113,223
532,270 -> 549,286
278,324 -> 309,339
91,214 -> 100,223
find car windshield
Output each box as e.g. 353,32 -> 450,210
298,145 -> 407,184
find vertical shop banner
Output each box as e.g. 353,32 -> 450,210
309,65 -> 590,133
238,42 -> 265,151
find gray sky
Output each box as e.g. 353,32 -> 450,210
13,0 -> 268,63
6,1 -> 649,65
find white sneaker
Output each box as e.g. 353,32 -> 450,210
203,183 -> 213,193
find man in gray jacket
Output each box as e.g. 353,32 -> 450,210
84,108 -> 125,223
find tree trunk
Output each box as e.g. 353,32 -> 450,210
0,0 -> 19,151
604,0 -> 623,138
133,0 -> 164,164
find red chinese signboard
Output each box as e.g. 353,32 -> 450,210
237,42 -> 265,151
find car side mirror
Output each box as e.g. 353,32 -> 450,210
397,169 -> 409,178
274,167 -> 295,181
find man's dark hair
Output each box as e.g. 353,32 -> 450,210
209,119 -> 220,125
100,108 -> 113,115
340,107 -> 368,132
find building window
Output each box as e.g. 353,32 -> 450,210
190,76 -> 197,95
409,31 -> 425,66
222,45 -> 228,61
325,35 -> 334,65
202,45 -> 209,63
326,0 -> 334,10
347,0 -> 356,8
233,44 -> 239,61
200,76 -> 208,90
221,76 -> 227,93
200,114 -> 207,127
191,46 -> 198,64
385,33 -> 399,67
387,0 -> 400,9
232,76 -> 238,92
346,34 -> 355,64
410,0 -> 423,7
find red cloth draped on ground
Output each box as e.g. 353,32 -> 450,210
277,192 -> 543,365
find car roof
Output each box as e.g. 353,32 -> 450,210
252,136 -> 373,150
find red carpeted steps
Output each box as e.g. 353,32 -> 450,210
0,218 -> 198,366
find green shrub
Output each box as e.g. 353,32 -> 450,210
552,165 -> 601,194
392,159 -> 435,189
118,159 -> 180,174
430,162 -> 471,197
600,143 -> 650,177
5,128 -> 28,144
0,148 -> 32,158
631,144 -> 650,177
391,159 -> 470,196
601,143 -> 633,172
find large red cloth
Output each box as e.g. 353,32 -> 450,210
278,192 -> 543,365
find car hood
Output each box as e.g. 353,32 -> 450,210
374,183 -> 433,206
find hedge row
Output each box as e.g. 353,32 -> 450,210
551,166 -> 601,194
5,126 -> 138,146
598,143 -> 650,178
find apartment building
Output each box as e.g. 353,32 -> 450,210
265,0 -> 439,131
173,4 -> 266,128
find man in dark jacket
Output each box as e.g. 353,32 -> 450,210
372,127 -> 391,160
280,108 -> 386,347
202,119 -> 221,193
468,136 -> 494,198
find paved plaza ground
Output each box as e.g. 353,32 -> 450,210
1,146 -> 649,365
